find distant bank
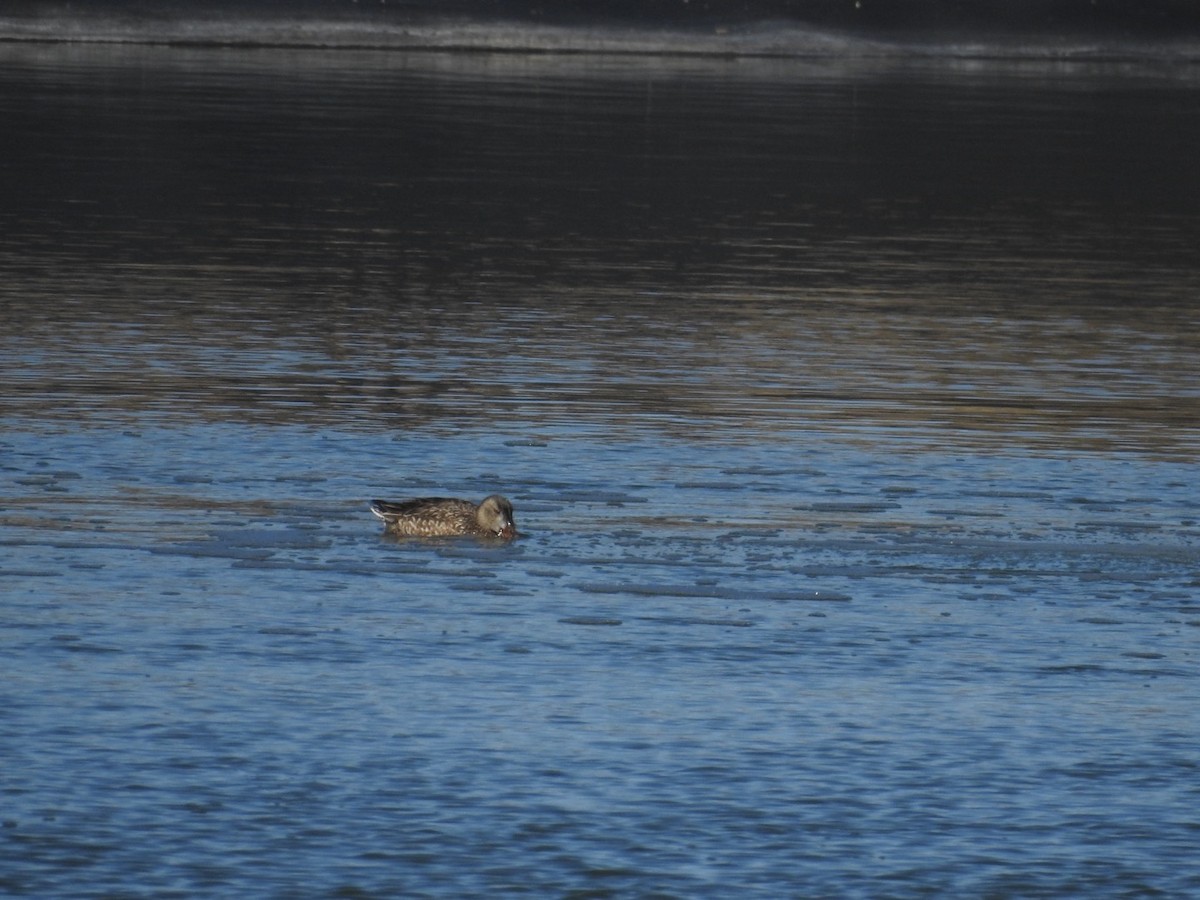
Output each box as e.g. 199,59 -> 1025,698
3,0 -> 1200,59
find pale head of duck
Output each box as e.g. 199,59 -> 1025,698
477,495 -> 516,539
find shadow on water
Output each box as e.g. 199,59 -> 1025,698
3,45 -> 1198,455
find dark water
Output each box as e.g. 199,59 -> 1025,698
3,43 -> 1200,897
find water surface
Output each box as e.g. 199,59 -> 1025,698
2,45 -> 1199,897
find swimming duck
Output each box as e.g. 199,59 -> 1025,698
369,494 -> 517,539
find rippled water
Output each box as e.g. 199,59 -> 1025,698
3,44 -> 1199,897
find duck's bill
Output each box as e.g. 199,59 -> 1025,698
499,524 -> 516,539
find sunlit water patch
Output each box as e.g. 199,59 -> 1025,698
4,419 -> 1199,896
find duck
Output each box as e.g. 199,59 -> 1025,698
369,494 -> 517,539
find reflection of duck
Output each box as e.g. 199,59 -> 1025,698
370,494 -> 517,539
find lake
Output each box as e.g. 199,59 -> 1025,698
2,42 -> 1199,897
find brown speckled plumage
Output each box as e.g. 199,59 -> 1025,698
370,494 -> 516,539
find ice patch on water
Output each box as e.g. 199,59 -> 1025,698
636,615 -> 755,628
573,580 -> 850,603
559,616 -> 623,626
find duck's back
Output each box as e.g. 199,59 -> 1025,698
370,497 -> 479,536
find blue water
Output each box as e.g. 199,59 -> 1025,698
5,423 -> 1198,896
3,43 -> 1200,897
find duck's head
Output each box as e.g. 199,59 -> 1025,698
477,494 -> 517,539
